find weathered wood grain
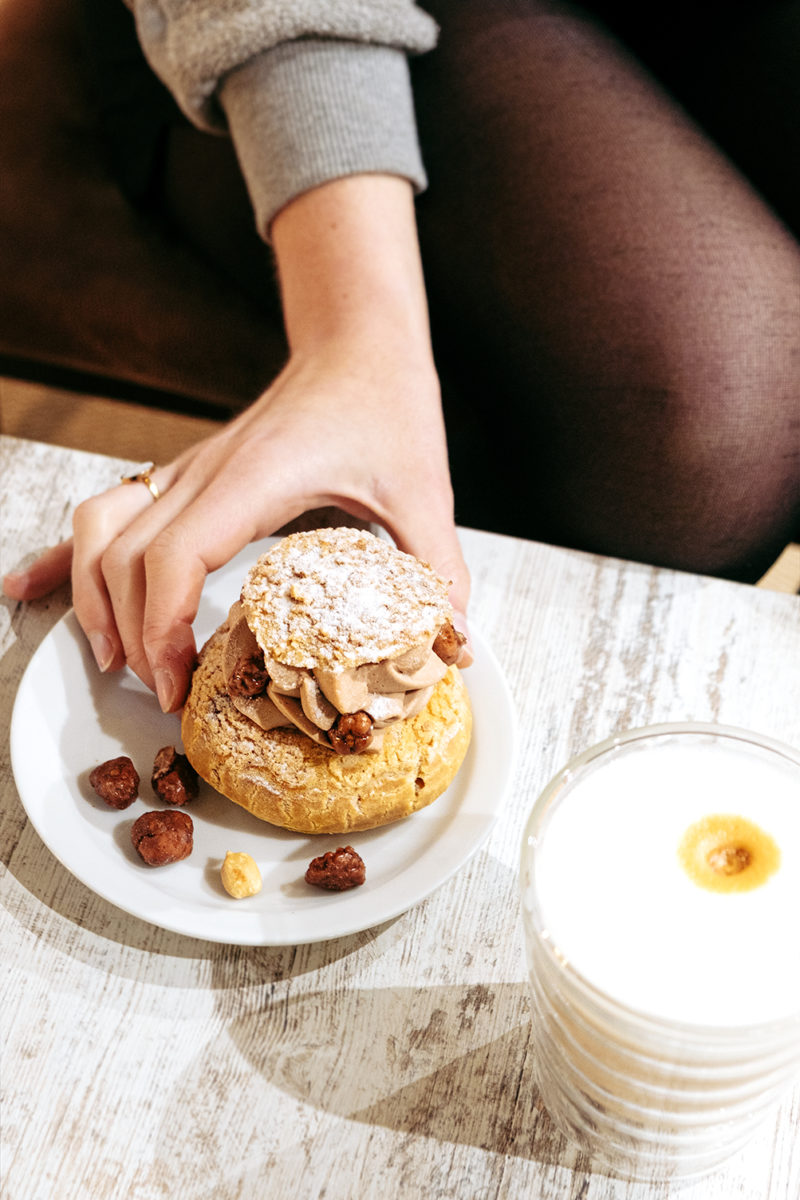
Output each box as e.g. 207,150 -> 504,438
2,434 -> 798,1199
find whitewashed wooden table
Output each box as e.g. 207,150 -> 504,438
2,433 -> 799,1200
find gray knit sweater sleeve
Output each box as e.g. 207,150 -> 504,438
128,1 -> 439,235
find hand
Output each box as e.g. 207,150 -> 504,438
3,175 -> 471,709
4,347 -> 470,710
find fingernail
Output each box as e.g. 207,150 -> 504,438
3,570 -> 28,599
154,667 -> 179,713
88,631 -> 115,672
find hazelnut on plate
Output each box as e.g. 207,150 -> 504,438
131,809 -> 193,866
151,746 -> 198,806
305,846 -> 366,891
89,756 -> 139,809
220,851 -> 262,898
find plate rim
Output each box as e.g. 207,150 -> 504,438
9,550 -> 517,945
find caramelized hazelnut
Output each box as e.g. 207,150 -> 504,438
678,813 -> 780,893
151,746 -> 198,806
328,711 -> 374,755
305,846 -> 366,891
433,621 -> 466,666
228,650 -> 270,697
131,809 -> 193,865
707,844 -> 752,876
89,756 -> 139,809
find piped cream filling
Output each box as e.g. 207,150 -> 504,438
222,603 -> 448,753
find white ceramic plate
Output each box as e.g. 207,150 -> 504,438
10,540 -> 516,945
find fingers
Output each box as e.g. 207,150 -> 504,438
70,468 -> 178,680
35,354 -> 473,725
381,488 -> 474,668
138,472 -> 304,711
67,438 -> 297,707
3,539 -> 74,601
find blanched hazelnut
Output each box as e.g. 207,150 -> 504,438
220,851 -> 262,899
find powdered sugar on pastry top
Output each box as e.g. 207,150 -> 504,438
240,528 -> 453,671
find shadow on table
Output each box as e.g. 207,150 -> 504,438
3,807 -> 402,982
185,972 -> 575,1169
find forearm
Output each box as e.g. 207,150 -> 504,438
271,174 -> 435,364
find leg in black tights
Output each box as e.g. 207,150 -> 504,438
413,0 -> 800,580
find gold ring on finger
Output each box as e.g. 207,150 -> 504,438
121,463 -> 161,502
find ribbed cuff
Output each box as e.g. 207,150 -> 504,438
220,39 -> 428,239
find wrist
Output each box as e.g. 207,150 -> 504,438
271,175 -> 434,361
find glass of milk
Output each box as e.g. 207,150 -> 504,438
519,723 -> 800,1180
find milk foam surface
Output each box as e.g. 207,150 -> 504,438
530,737 -> 800,1025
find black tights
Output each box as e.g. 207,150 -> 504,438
86,0 -> 800,581
413,0 -> 800,579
